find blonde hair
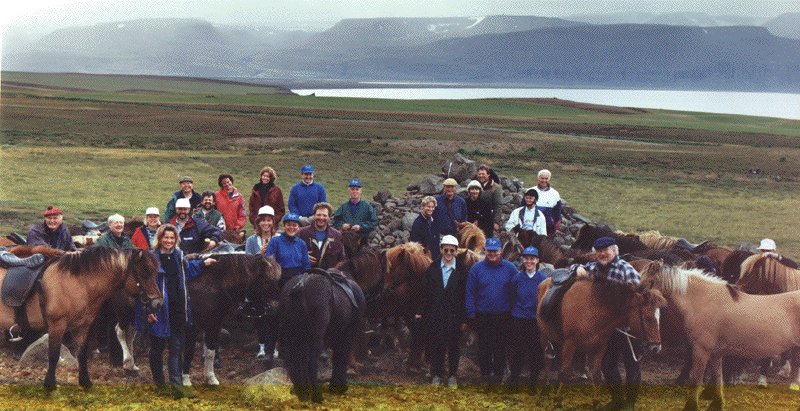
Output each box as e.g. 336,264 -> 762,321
154,224 -> 180,251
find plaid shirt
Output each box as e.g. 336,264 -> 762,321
571,256 -> 640,285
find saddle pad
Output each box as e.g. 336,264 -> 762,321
2,266 -> 40,308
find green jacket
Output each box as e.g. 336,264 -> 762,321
479,180 -> 504,226
332,200 -> 378,235
95,232 -> 135,249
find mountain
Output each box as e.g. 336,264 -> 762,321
566,12 -> 766,27
762,13 -> 800,40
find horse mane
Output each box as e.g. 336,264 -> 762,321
385,242 -> 431,277
7,245 -> 65,259
647,263 -> 727,296
456,221 -> 486,253
638,230 -> 678,250
456,248 -> 483,271
718,249 -> 753,284
738,254 -> 800,294
51,247 -> 132,276
586,278 -> 639,307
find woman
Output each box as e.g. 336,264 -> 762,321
248,166 -> 285,230
244,205 -> 276,360
95,214 -> 134,249
138,224 -> 216,399
215,173 -> 247,233
507,246 -> 547,393
465,180 -> 493,238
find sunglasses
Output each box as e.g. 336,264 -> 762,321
441,248 -> 457,254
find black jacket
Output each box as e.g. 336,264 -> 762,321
417,258 -> 468,341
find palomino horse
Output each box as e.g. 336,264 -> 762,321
536,276 -> 665,410
0,246 -> 162,389
455,221 -> 485,253
641,261 -> 800,411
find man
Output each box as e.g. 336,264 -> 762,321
132,207 -> 161,250
533,169 -> 562,238
465,237 -> 517,389
757,238 -> 798,269
27,206 -> 76,251
432,178 -> 467,237
410,196 -> 440,260
215,174 -> 247,233
505,188 -> 547,248
287,165 -> 327,226
415,235 -> 467,388
476,165 -> 503,235
192,191 -> 226,231
332,179 -> 378,237
163,176 -> 203,223
95,214 -> 134,249
574,237 -> 641,411
297,202 -> 346,270
169,198 -> 220,255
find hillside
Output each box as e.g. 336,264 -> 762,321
762,12 -> 800,40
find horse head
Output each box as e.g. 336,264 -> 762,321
498,231 -> 523,263
341,230 -> 368,259
253,255 -> 282,312
630,287 -> 667,355
125,249 -> 164,314
456,248 -> 483,272
456,221 -> 485,253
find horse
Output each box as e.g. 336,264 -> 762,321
281,268 -> 363,403
0,246 -> 163,389
571,224 -> 649,255
640,261 -> 800,411
527,234 -> 571,268
717,249 -> 753,284
536,276 -> 665,410
455,221 -> 485,253
499,231 -> 523,263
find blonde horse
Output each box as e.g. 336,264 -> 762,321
641,261 -> 800,411
456,221 -> 485,253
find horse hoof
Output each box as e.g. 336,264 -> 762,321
206,376 -> 220,386
790,384 -> 799,391
124,368 -> 140,377
43,384 -> 57,393
182,374 -> 192,386
329,384 -> 348,395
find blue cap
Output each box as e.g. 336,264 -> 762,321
349,179 -> 362,187
301,165 -> 314,174
283,213 -> 301,223
522,246 -> 539,257
592,236 -> 616,249
485,237 -> 502,251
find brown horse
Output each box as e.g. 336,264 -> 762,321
455,221 -> 485,253
641,262 -> 800,411
0,246 -> 163,389
571,224 -> 650,255
537,277 -> 665,410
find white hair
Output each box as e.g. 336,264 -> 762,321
538,169 -> 551,178
107,214 -> 125,224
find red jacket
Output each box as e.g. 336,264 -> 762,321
131,225 -> 154,250
215,189 -> 247,231
248,182 -> 285,228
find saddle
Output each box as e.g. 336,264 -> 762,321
305,267 -> 364,311
1,250 -> 46,308
538,268 -> 576,325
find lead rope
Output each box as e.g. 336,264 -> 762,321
614,328 -> 642,363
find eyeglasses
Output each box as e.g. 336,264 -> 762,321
441,248 -> 457,254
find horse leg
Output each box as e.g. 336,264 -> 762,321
683,346 -> 710,411
309,329 -> 325,403
182,324 -> 197,385
72,326 -> 93,389
757,358 -> 771,387
202,327 -> 221,386
789,347 -> 800,391
406,315 -> 425,371
676,341 -> 693,384
43,322 -> 68,390
586,350 -> 605,411
553,340 -> 577,410
329,333 -> 351,395
115,324 -> 139,376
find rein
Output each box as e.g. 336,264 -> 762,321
615,303 -> 648,363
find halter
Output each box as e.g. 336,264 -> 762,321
127,258 -> 159,314
615,303 -> 649,363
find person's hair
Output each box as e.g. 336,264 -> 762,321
313,202 -> 333,216
154,224 -> 180,250
421,196 -> 438,207
107,214 -> 125,225
201,190 -> 216,200
538,169 -> 551,178
260,166 -> 277,183
218,173 -> 234,188
254,214 -> 276,236
477,164 -> 491,173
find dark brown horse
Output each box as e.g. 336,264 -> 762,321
537,276 -> 665,410
1,246 -> 163,389
571,224 -> 649,255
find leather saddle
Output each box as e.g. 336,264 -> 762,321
539,268 -> 576,325
306,267 -> 365,311
1,250 -> 46,308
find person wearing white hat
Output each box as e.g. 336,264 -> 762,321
168,197 -> 221,254
132,207 -> 162,250
758,238 -> 798,269
415,235 -> 467,388
245,205 -> 277,255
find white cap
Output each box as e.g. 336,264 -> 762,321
258,205 -> 275,216
440,235 -> 459,247
175,198 -> 191,209
467,180 -> 482,191
759,238 -> 777,251
145,207 -> 159,216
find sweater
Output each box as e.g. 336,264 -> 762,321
287,181 -> 327,217
510,270 -> 548,319
265,233 -> 311,272
465,259 -> 518,317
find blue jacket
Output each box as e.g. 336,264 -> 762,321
432,194 -> 467,236
410,214 -> 440,260
510,270 -> 548,319
465,259 -> 517,317
287,181 -> 327,217
265,233 -> 311,272
135,248 -> 204,337
169,216 -> 221,255
163,190 -> 202,223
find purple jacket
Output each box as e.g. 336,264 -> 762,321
27,222 -> 76,251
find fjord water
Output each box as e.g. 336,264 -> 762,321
292,87 -> 800,120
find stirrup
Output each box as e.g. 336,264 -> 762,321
7,324 -> 23,342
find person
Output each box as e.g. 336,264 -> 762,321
214,173 -> 247,233
245,206 -> 277,255
757,238 -> 798,269
415,235 -> 467,388
297,202 -> 346,270
573,236 -> 641,411
507,246 -> 547,393
505,188 -> 547,248
136,224 -> 216,399
465,180 -> 493,238
476,165 -> 503,235
95,214 -> 134,249
410,196 -> 440,260
287,165 -> 327,226
244,205 -> 277,360
169,198 -> 220,255
332,179 -> 378,237
432,178 -> 467,237
132,207 -> 161,250
248,166 -> 285,230
163,176 -> 202,223
533,169 -> 562,238
465,237 -> 517,389
26,206 -> 76,251
263,213 -> 311,362
192,191 -> 226,231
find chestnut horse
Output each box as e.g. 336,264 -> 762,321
455,221 -> 485,253
537,276 -> 665,410
0,246 -> 162,389
641,262 -> 800,411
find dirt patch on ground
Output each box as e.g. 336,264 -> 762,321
496,98 -> 650,115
